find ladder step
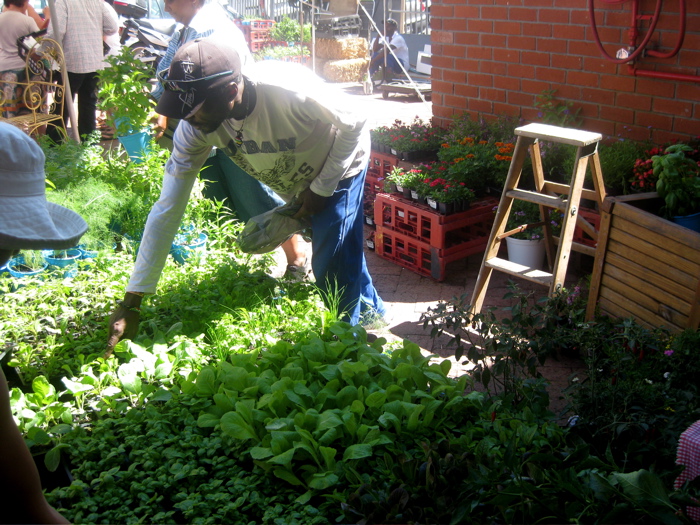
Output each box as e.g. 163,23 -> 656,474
506,189 -> 566,210
515,123 -> 602,147
485,257 -> 554,287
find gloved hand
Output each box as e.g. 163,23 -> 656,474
105,293 -> 142,357
292,187 -> 328,220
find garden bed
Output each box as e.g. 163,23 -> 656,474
587,192 -> 700,332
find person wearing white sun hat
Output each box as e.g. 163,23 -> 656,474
0,121 -> 84,524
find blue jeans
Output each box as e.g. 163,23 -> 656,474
310,167 -> 385,325
201,150 -> 283,223
369,52 -> 406,76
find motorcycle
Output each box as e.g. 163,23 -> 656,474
119,17 -> 175,72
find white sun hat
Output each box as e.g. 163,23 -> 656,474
0,123 -> 88,250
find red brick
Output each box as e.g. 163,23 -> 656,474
481,61 -> 507,76
468,46 -> 493,59
496,0 -> 523,5
568,40 -> 602,58
444,18 -> 467,31
653,98 -> 693,118
599,73 -> 636,92
508,36 -> 536,51
480,87 -> 507,103
569,9 -> 591,26
674,116 -> 700,137
509,7 -> 537,21
494,21 -> 522,35
582,57 -> 618,75
538,8 -> 569,24
695,102 -> 700,120
494,75 -> 520,90
521,51 -> 550,67
617,123 -> 653,143
584,25 -> 622,46
507,63 -> 535,79
589,119 -> 615,138
468,19 -> 493,33
519,77 -> 549,93
551,54 -> 583,70
597,105 -> 634,125
552,24 -> 585,41
577,101 -> 602,119
454,5 -> 479,18
508,91 -> 536,107
482,6 -> 507,19
521,107 -> 540,123
653,129 -> 688,146
581,87 -> 615,106
469,98 -> 494,114
676,81 -> 700,102
537,38 -> 566,53
634,76 -> 677,98
443,69 -> 468,84
455,58 -> 481,72
493,48 -> 520,63
481,33 -> 507,47
535,67 -> 566,84
431,80 -> 453,94
430,5 -> 453,17
567,71 -> 602,88
468,73 -> 494,87
444,45 -> 468,58
493,102 -> 520,118
635,112 -> 673,132
455,32 -> 479,45
431,31 -> 454,44
522,23 -> 552,37
604,11 -> 629,28
454,83 -> 479,98
432,55 -> 454,69
616,93 -> 652,111
444,95 -> 469,110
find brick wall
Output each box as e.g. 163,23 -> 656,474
430,0 -> 700,144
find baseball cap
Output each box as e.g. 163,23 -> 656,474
0,122 -> 88,250
155,37 -> 242,120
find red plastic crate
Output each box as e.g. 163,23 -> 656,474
573,207 -> 600,248
374,226 -> 485,281
370,149 -> 399,178
374,194 -> 498,252
249,19 -> 274,29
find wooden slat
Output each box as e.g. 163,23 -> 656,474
484,257 -> 553,286
608,229 -> 700,288
542,181 -> 600,202
604,251 -> 694,301
586,208 -> 613,322
612,200 -> 700,252
611,215 -> 700,266
506,189 -> 566,209
515,123 -> 602,147
597,296 -> 654,330
599,285 -> 683,332
601,270 -> 690,326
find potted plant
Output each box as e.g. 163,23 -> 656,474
653,144 -> 700,231
419,176 -> 475,215
8,251 -> 48,280
504,200 -> 546,268
97,46 -> 156,161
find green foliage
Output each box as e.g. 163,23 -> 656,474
97,46 -> 156,136
504,199 -> 543,240
654,143 -> 700,218
435,137 -> 514,194
566,322 -> 700,477
369,118 -> 444,153
534,88 -> 582,127
270,15 -> 311,43
255,44 -> 309,61
442,112 -> 520,144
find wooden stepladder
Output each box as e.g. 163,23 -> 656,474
470,123 -> 606,314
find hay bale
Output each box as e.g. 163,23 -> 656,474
321,58 -> 368,82
315,37 -> 369,60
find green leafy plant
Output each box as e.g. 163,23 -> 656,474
371,118 -> 444,153
270,15 -> 311,44
97,46 -> 156,136
653,144 -> 700,218
437,137 -> 514,194
534,88 -> 582,127
504,199 -> 543,240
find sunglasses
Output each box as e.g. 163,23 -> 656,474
156,68 -> 234,93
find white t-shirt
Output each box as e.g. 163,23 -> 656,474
127,61 -> 370,293
377,31 -> 409,65
0,10 -> 39,71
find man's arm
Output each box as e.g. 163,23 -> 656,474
101,1 -> 118,36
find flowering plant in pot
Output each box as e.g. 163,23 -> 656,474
418,177 -> 475,214
371,119 -> 445,160
653,144 -> 700,226
504,200 -> 546,268
438,138 -> 514,195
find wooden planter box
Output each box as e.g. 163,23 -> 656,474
586,192 -> 700,332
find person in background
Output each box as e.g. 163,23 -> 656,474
369,18 -> 408,78
0,0 -> 41,118
0,122 -> 86,524
106,38 -> 385,353
152,0 -> 308,278
47,0 -> 117,139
